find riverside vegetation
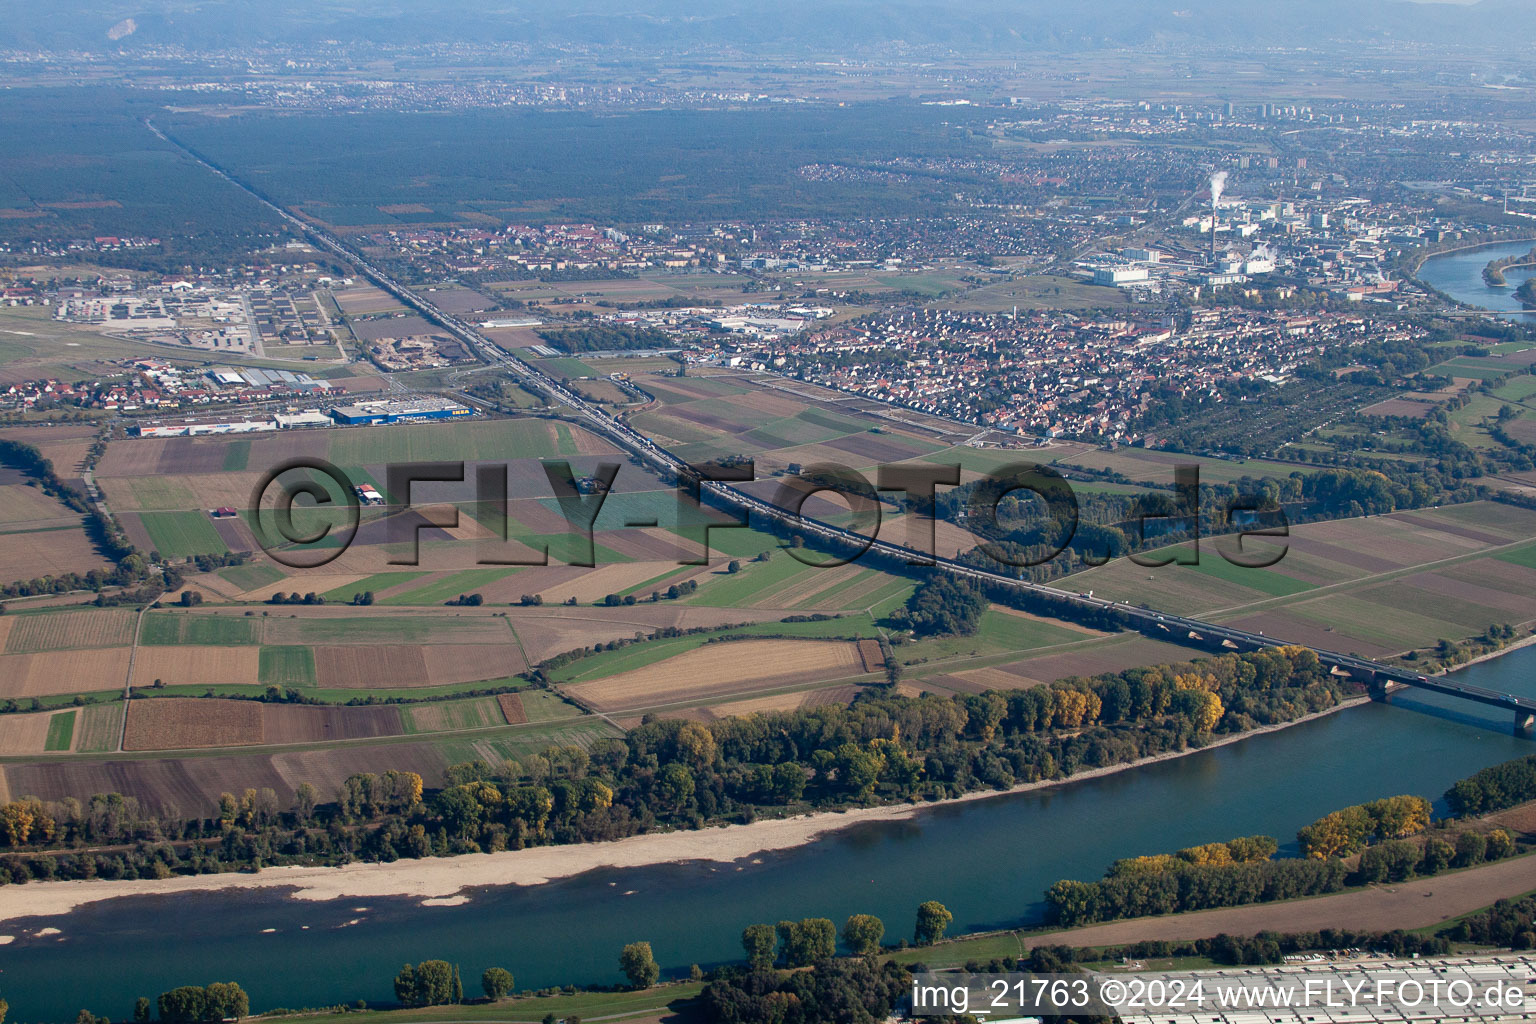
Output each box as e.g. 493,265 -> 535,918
0,645 -> 1349,883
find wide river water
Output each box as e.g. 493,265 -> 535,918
1,646 -> 1533,1020
1416,239 -> 1536,316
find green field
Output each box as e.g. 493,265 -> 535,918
43,710 -> 76,751
1495,542 -> 1536,570
258,646 -> 318,686
897,608 -> 1087,665
280,981 -> 705,1024
320,571 -> 431,603
141,612 -> 259,646
221,439 -> 252,471
381,568 -> 519,606
431,716 -> 619,763
72,704 -> 123,753
218,563 -> 286,593
1184,554 -> 1316,598
553,631 -> 721,684
685,553 -> 808,606
1492,376 -> 1536,402
534,356 -> 599,378
400,696 -> 506,733
123,476 -> 200,510
138,511 -> 229,558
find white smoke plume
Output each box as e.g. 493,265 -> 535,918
1210,171 -> 1228,207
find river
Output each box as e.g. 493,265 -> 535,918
1,651 -> 1533,1020
1417,239 -> 1536,317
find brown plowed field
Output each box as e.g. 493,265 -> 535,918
422,643 -> 526,684
313,645 -> 430,687
2,743 -> 452,815
0,647 -> 132,697
261,704 -> 405,744
131,647 -> 261,686
125,698 -> 408,752
562,639 -> 865,712
496,692 -> 527,724
856,639 -> 884,672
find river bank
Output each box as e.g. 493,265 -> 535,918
0,697 -> 1368,927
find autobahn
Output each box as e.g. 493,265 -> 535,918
151,121 -> 1536,734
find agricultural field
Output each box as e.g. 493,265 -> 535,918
559,637 -> 869,713
2,608 -> 138,652
0,708 -> 59,755
140,611 -> 259,646
124,698 -> 408,751
0,468 -> 111,582
0,647 -> 131,698
71,703 -> 123,753
1067,501 -> 1536,659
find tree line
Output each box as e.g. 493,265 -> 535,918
0,647 -> 1353,886
1045,750 -> 1536,929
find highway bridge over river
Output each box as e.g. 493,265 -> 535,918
153,122 -> 1536,738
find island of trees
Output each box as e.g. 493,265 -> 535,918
1482,246 -> 1536,286
1517,277 -> 1536,309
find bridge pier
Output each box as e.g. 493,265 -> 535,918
1517,710 -> 1535,738
1367,677 -> 1391,703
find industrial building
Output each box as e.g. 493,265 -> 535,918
328,397 -> 472,425
1093,266 -> 1150,286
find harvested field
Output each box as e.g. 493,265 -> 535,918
945,666 -> 1043,693
0,482 -> 76,522
708,683 -> 863,719
332,286 -> 402,314
994,637 -> 1206,686
130,647 -> 261,687
262,611 -> 512,646
125,699 -> 263,750
855,639 -> 885,673
496,692 -> 527,724
0,647 -> 132,698
0,520 -> 109,582
421,643 -> 526,684
0,709 -> 55,754
124,698 -> 408,750
562,639 -> 865,712
506,605 -> 790,663
313,645 -> 430,687
1,743 -> 453,815
1026,854 -> 1536,950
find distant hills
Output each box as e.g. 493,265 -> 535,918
8,0 -> 1534,53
